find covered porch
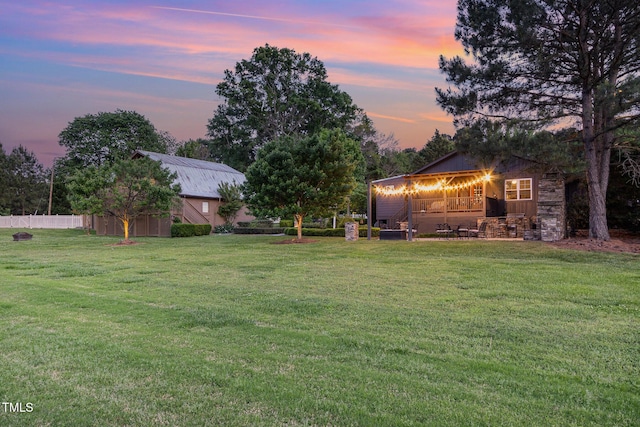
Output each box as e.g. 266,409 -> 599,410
375,170 -> 501,236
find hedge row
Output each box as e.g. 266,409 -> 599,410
283,227 -> 380,237
232,227 -> 286,235
171,223 -> 212,237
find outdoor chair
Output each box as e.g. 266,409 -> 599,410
468,221 -> 487,238
436,223 -> 454,239
455,224 -> 469,239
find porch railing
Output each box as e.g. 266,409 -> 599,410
412,197 -> 483,213
386,204 -> 408,228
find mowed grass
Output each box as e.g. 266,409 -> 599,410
0,229 -> 638,426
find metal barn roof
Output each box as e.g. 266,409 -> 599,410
135,150 -> 246,199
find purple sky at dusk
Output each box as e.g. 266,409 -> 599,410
0,0 -> 464,167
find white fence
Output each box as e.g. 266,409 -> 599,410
0,215 -> 85,229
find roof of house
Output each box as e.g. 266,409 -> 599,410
372,152 -> 486,185
134,150 -> 246,199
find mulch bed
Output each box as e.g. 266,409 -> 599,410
107,240 -> 144,247
548,230 -> 640,254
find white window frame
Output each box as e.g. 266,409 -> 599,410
202,201 -> 209,213
505,178 -> 532,201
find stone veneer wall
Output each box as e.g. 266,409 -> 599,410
537,173 -> 566,242
481,216 -> 530,238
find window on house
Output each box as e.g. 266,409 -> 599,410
505,178 -> 532,200
202,201 -> 209,213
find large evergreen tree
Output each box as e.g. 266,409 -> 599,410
437,0 -> 640,240
0,144 -> 9,214
4,145 -> 48,215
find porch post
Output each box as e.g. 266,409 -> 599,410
366,180 -> 372,240
443,188 -> 448,223
482,180 -> 487,216
407,180 -> 413,241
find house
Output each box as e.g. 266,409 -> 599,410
373,151 -> 566,241
94,151 -> 254,237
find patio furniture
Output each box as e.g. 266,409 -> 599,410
468,221 -> 487,238
436,223 -> 455,239
456,224 -> 469,239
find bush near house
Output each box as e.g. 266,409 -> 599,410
233,227 -> 286,235
170,223 -> 212,237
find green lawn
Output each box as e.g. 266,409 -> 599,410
1,229 -> 638,426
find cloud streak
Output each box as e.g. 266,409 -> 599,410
0,0 -> 461,166
151,6 -> 357,29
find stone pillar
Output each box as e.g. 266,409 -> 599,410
345,222 -> 359,241
537,173 -> 566,242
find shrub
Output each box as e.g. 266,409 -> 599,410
233,227 -> 285,235
337,217 -> 355,228
251,219 -> 274,228
279,219 -> 294,227
301,222 -> 326,229
194,224 -> 212,236
171,223 -> 195,238
171,223 -> 211,237
214,224 -> 234,234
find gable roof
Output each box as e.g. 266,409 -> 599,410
134,150 -> 245,199
412,151 -> 486,175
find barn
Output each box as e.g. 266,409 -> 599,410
93,151 -> 254,237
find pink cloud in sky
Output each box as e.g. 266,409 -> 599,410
0,0 -> 462,167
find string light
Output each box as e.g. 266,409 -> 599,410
375,173 -> 492,196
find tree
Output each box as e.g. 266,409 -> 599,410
58,109 -> 170,170
418,130 -> 456,165
0,144 -> 9,214
615,120 -> 640,186
4,146 -> 48,215
207,44 -> 363,172
66,165 -> 112,233
379,147 -> 423,176
175,139 -> 211,160
216,181 -> 244,226
67,158 -> 181,241
454,120 -> 585,172
243,129 -> 363,240
437,0 -> 640,240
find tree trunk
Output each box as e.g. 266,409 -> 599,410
122,217 -> 130,241
582,84 -> 611,241
295,214 -> 303,241
585,158 -> 610,240
583,127 -> 611,241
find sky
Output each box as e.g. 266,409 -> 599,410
0,0 -> 464,167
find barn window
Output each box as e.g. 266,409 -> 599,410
505,178 -> 532,200
202,201 -> 209,213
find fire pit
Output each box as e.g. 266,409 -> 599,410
12,232 -> 33,241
